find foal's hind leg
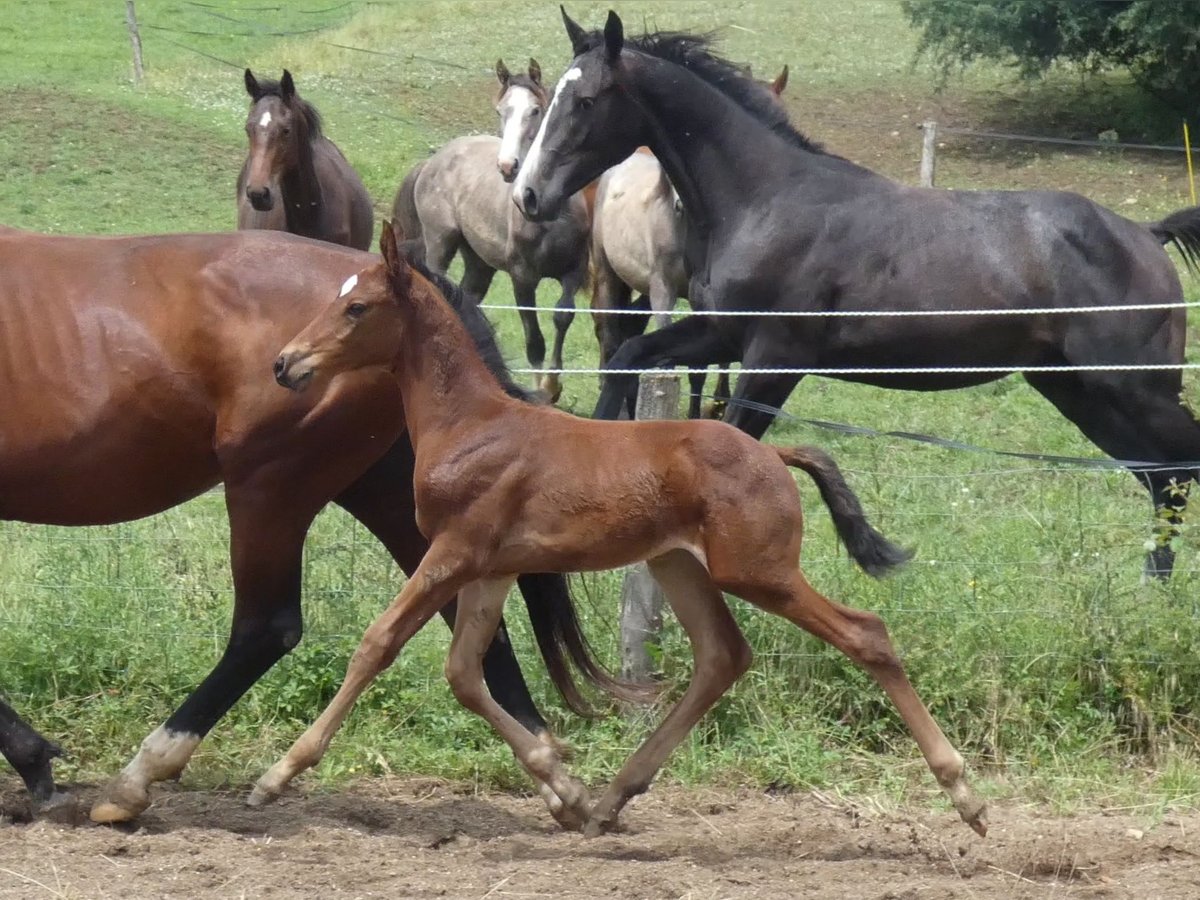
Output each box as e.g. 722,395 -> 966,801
586,550 -> 752,836
445,578 -> 592,831
0,698 -> 73,819
735,570 -> 986,836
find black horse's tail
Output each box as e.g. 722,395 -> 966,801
391,161 -> 426,266
516,572 -> 659,715
775,446 -> 913,578
1148,206 -> 1200,274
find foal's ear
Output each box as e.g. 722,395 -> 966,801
528,58 -> 542,85
772,65 -> 789,96
280,69 -> 296,101
380,221 -> 412,297
244,68 -> 261,99
603,10 -> 624,62
561,6 -> 588,56
495,58 -> 511,87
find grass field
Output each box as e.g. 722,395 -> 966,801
3,0 -> 1200,820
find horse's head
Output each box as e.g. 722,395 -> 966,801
275,222 -> 412,393
512,8 -> 645,221
242,69 -> 313,212
495,58 -> 548,183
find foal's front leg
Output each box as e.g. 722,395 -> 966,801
446,578 -> 593,830
248,547 -> 468,805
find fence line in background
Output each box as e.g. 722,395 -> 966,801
479,300 -> 1200,317
512,363 -> 1200,375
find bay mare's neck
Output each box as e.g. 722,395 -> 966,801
281,133 -> 324,237
390,279 -> 508,450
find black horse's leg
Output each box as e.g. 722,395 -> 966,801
91,483 -> 315,823
334,441 -> 550,738
720,329 -> 806,439
1025,372 -> 1200,579
0,697 -> 72,816
594,316 -> 733,421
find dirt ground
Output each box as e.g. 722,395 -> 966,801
1,779 -> 1197,899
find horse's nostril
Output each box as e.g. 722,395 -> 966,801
522,187 -> 538,215
273,355 -> 287,380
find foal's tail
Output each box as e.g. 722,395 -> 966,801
391,161 -> 426,263
1148,206 -> 1200,274
516,572 -> 659,716
775,446 -> 913,578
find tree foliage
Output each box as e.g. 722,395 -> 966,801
902,0 -> 1200,118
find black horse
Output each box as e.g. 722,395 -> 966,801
513,8 -> 1200,579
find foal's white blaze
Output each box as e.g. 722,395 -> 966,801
339,274 -> 358,297
497,86 -> 538,171
258,110 -> 272,128
513,66 -> 582,204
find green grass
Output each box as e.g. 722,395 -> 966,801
2,0 -> 1200,820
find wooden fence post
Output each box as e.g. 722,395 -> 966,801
619,372 -> 680,681
919,120 -> 937,188
125,0 -> 145,86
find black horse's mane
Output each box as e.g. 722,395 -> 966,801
250,77 -> 324,139
404,248 -> 531,401
585,29 -> 823,155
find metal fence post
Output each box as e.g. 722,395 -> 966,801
618,372 -> 679,681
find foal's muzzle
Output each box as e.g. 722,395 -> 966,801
274,351 -> 314,392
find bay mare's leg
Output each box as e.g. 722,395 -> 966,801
444,578 -> 592,830
730,567 -> 987,836
458,242 -> 497,302
333,442 -> 550,738
1025,371 -> 1200,580
0,697 -> 73,817
594,316 -> 735,421
542,264 -> 587,403
249,543 -> 469,805
91,484 -> 314,823
512,278 -> 547,393
586,550 -> 752,836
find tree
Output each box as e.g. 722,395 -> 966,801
902,0 -> 1200,120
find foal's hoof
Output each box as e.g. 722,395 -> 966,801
701,399 -> 727,420
538,375 -> 563,405
36,791 -> 81,826
959,798 -> 989,838
582,814 -> 618,839
90,776 -> 150,824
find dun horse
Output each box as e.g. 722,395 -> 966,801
391,59 -> 589,400
514,10 -> 1200,579
238,69 -> 374,250
0,226 -> 620,822
264,221 -> 987,838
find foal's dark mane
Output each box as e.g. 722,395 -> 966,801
402,246 -> 532,402
586,29 -> 824,155
250,77 -> 325,139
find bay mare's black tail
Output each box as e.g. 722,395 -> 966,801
775,446 -> 913,578
516,573 -> 659,715
390,161 -> 426,266
1149,206 -> 1200,274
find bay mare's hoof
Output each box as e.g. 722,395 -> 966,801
245,778 -> 283,808
959,796 -> 989,838
89,776 -> 150,824
37,790 -> 82,826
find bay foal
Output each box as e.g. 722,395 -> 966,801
266,222 -> 987,837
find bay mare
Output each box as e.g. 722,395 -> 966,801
0,226 -> 624,823
238,69 -> 374,250
392,61 -> 589,401
513,10 -> 1200,579
263,222 -> 985,837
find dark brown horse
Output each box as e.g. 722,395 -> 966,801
264,221 -> 986,838
0,226 -> 623,823
238,69 -> 374,250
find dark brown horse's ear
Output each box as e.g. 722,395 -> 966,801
280,69 -> 296,101
380,221 -> 412,297
772,65 -> 789,96
603,10 -> 623,62
528,58 -> 542,84
495,58 -> 511,87
244,68 -> 261,99
561,6 -> 588,56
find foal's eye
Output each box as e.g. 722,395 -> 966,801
346,302 -> 368,319
578,96 -> 594,111
530,107 -> 541,117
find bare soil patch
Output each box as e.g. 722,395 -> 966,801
2,778 -> 1197,898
